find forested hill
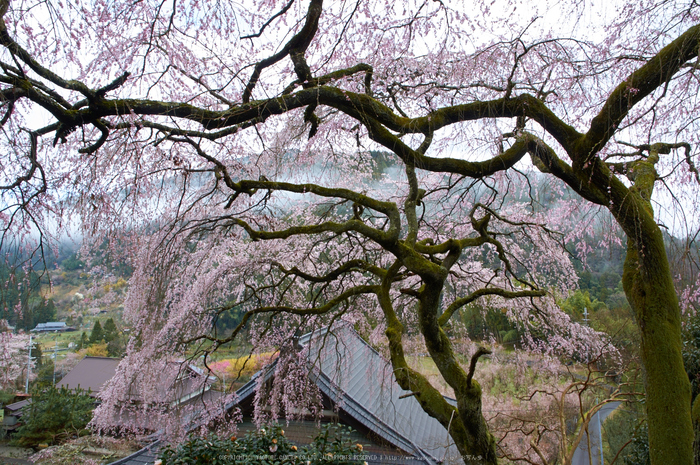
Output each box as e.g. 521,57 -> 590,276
1,153 -> 697,339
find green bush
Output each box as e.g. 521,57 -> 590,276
13,385 -> 94,448
0,389 -> 15,406
602,405 -> 648,465
684,315 -> 700,401
502,329 -> 520,344
160,424 -> 366,465
623,423 -> 650,465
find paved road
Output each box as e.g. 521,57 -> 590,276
571,401 -> 621,465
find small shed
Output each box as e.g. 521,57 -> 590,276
3,398 -> 31,431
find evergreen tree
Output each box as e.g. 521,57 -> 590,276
31,343 -> 43,369
88,321 -> 103,345
13,386 -> 94,447
106,338 -> 124,358
77,332 -> 89,350
33,299 -> 56,325
61,253 -> 84,271
102,318 -> 118,343
35,359 -> 55,388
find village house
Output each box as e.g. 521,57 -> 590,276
112,325 -> 463,465
58,356 -> 220,433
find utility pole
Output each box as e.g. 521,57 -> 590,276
25,334 -> 33,394
53,331 -> 58,385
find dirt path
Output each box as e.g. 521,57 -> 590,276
0,445 -> 32,465
0,457 -> 33,464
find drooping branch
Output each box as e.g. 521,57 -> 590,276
189,284 -> 378,346
438,288 -> 547,327
0,62 -> 70,109
0,22 -> 96,99
226,178 -> 400,223
413,235 -> 488,256
78,118 -> 110,154
227,199 -> 400,251
242,0 -> 323,103
682,145 -> 700,185
241,0 -> 296,40
610,142 -> 695,187
112,118 -> 260,141
481,231 -> 538,289
282,63 -> 374,95
525,132 -> 610,205
8,76 -> 571,176
404,162 -> 420,246
0,130 -> 43,192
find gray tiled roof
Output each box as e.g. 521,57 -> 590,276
58,356 -> 216,402
5,399 -> 31,412
298,325 -> 462,464
110,325 -> 463,465
231,325 -> 462,464
31,322 -> 67,332
108,441 -> 161,465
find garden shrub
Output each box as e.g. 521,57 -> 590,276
160,424 -> 366,464
13,386 -> 94,448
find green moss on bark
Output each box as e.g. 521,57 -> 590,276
615,151 -> 694,464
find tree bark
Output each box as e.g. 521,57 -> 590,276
378,266 -> 498,464
417,281 -> 498,464
613,150 -> 693,464
621,225 -> 693,464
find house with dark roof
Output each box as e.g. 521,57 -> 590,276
112,325 -> 463,465
31,322 -> 72,332
57,356 -> 122,395
2,398 -> 31,433
58,356 -> 218,402
58,356 -> 220,435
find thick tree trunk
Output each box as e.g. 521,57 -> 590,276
383,306 -> 498,464
378,273 -> 498,464
418,282 -> 498,464
621,227 -> 693,464
613,150 -> 693,464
